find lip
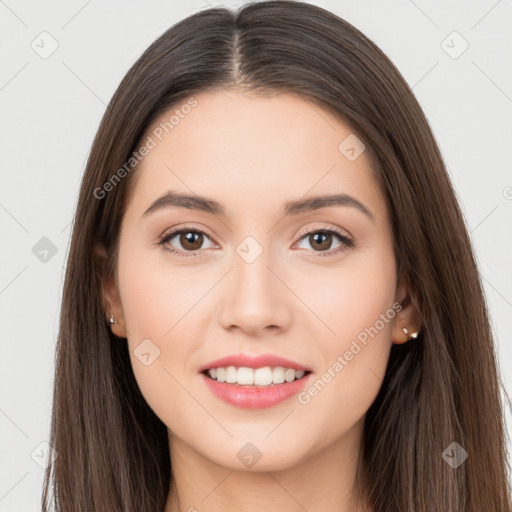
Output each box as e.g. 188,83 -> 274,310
199,354 -> 311,372
199,353 -> 311,373
200,372 -> 313,409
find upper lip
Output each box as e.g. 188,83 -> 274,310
199,353 -> 311,373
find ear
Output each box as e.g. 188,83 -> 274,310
94,243 -> 127,338
391,276 -> 422,345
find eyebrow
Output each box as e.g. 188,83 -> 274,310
142,190 -> 375,223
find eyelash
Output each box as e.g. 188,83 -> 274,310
157,225 -> 355,258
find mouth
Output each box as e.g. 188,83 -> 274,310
201,366 -> 312,387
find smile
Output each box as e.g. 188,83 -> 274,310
203,366 -> 309,386
200,368 -> 313,409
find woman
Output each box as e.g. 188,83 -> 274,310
42,1 -> 512,511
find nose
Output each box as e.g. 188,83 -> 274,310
217,248 -> 292,337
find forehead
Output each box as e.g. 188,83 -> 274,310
125,90 -> 387,224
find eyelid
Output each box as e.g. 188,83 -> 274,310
157,224 -> 217,254
294,222 -> 352,241
158,222 -> 216,241
292,223 -> 354,257
158,222 -> 354,257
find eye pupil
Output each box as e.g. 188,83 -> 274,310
310,232 -> 332,251
163,227 -> 348,257
181,231 -> 203,250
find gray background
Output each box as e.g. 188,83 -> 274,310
1,0 -> 511,509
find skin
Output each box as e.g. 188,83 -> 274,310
97,90 -> 422,512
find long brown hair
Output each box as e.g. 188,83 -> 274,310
42,1 -> 512,510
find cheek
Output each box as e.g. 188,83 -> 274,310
293,247 -> 396,425
295,296 -> 394,448
117,236 -> 204,343
290,243 -> 397,345
116,239 -> 201,413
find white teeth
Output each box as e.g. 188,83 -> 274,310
285,368 -> 295,382
216,367 -> 226,382
206,366 -> 307,386
254,367 -> 273,386
237,367 -> 254,385
225,366 -> 237,383
272,366 -> 285,384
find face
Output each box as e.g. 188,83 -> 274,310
100,90 -> 416,472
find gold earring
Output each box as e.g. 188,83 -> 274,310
109,313 -> 118,325
402,327 -> 419,340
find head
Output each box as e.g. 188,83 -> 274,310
43,2 -> 511,512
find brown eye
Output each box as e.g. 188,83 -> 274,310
179,231 -> 204,251
295,228 -> 354,257
159,228 -> 214,256
308,232 -> 334,251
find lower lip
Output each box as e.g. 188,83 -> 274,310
200,372 -> 312,409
